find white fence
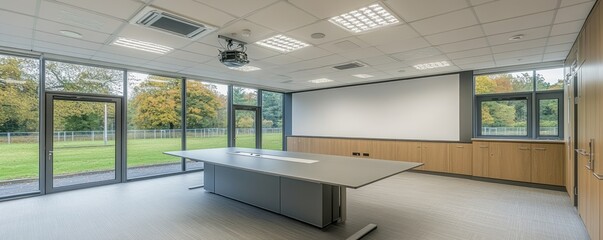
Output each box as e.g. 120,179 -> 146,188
482,127 -> 558,136
0,128 -> 282,144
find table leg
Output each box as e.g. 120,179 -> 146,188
188,185 -> 204,190
340,186 -> 347,222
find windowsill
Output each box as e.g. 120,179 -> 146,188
471,138 -> 565,143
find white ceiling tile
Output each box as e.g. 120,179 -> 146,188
245,44 -> 281,60
292,54 -> 349,70
550,20 -> 585,36
452,55 -> 494,65
246,2 -> 317,32
457,61 -> 496,70
319,37 -> 370,53
496,54 -> 543,66
481,11 -> 555,35
165,50 -> 214,64
486,26 -> 551,46
474,0 -> 557,23
33,31 -> 104,51
211,20 -> 276,44
385,0 -> 468,22
55,0 -> 143,20
401,55 -> 451,66
391,47 -> 442,61
0,0 -> 37,15
555,1 -> 595,23
359,55 -> 398,66
543,51 -> 569,61
338,47 -> 384,60
356,25 -> 419,46
98,44 -> 167,60
446,47 -> 492,59
437,37 -> 489,53
545,43 -> 573,53
287,20 -> 352,45
286,47 -> 333,60
35,19 -> 111,44
262,54 -> 303,65
153,0 -> 235,27
38,1 -> 124,34
561,0 -> 594,7
493,47 -> 545,60
0,34 -> 32,50
33,40 -> 97,56
547,33 -> 578,45
0,24 -> 32,39
425,25 -> 484,45
0,9 -> 36,29
410,9 -> 478,35
372,61 -> 409,71
193,0 -> 279,18
152,56 -> 199,69
182,42 -> 220,57
375,37 -> 430,54
288,0 -> 374,19
469,0 -> 496,6
34,46 -> 95,59
491,38 -> 548,53
91,52 -> 150,67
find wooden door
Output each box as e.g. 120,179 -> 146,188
449,143 -> 472,175
587,173 -> 600,240
531,144 -> 564,186
421,142 -> 449,172
489,142 -> 532,182
472,142 -> 489,177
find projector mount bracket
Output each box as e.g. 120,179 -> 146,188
218,35 -> 247,51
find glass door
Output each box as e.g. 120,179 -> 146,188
45,93 -> 122,192
234,108 -> 259,148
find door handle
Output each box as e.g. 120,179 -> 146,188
48,150 -> 53,162
533,148 -> 546,151
588,139 -> 594,170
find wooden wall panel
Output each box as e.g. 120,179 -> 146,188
531,144 -> 564,186
421,142 -> 449,173
489,142 -> 532,182
449,143 -> 472,175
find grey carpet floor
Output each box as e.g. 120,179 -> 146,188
0,172 -> 589,240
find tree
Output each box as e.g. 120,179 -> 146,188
0,57 -> 39,132
261,92 -> 283,128
186,81 -> 225,128
130,76 -> 181,130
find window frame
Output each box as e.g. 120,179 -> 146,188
535,91 -> 564,139
476,93 -> 533,138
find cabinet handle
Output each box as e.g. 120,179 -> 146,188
595,173 -> 603,180
456,146 -> 464,148
519,147 -> 530,150
533,148 -> 547,150
479,146 -> 488,148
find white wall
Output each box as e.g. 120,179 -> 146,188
292,74 -> 460,141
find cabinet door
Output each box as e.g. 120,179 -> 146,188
370,140 -> 398,160
489,142 -> 532,182
578,155 -> 589,223
472,142 -> 489,177
421,142 -> 449,172
449,143 -> 472,175
531,144 -> 564,186
587,173 -> 600,240
286,137 -> 299,152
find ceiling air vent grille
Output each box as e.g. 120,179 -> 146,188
333,61 -> 365,70
130,6 -> 216,40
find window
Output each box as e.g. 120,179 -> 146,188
475,68 -> 564,139
0,54 -> 40,197
45,60 -> 124,95
261,91 -> 283,150
126,72 -> 182,178
185,80 -> 228,170
233,86 -> 258,106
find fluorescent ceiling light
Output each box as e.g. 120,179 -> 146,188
59,30 -> 82,39
227,65 -> 262,72
329,3 -> 399,33
256,35 -> 310,53
112,37 -> 173,54
352,74 -> 374,79
413,61 -> 450,70
308,78 -> 334,84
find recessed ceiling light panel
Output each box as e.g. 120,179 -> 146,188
352,74 -> 374,79
59,30 -> 82,39
413,61 -> 450,70
329,3 -> 399,33
256,35 -> 310,52
112,37 -> 173,54
227,65 -> 261,72
308,78 -> 334,84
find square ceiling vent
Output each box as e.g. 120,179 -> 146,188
130,6 -> 216,40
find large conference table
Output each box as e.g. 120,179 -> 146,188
165,148 -> 422,238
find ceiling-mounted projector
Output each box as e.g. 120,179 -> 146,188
218,35 -> 249,67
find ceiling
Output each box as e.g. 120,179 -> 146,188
0,0 -> 595,92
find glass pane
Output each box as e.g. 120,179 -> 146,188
235,110 -> 256,148
0,55 -> 40,197
52,100 -> 116,187
262,91 -> 283,150
475,71 -> 534,95
539,99 -> 559,136
536,68 -> 564,91
233,86 -> 257,106
481,99 -> 528,136
185,80 -> 228,170
127,72 -> 182,178
45,61 -> 124,95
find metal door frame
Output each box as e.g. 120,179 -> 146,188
232,105 -> 261,149
44,92 -> 123,193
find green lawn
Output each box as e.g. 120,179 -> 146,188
0,133 -> 282,181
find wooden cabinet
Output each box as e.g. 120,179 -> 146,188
421,142 -> 449,172
488,142 -> 532,182
472,142 -> 489,177
531,144 -> 564,186
587,173 -> 600,240
449,143 -> 472,175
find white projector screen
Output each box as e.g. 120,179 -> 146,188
292,74 -> 460,141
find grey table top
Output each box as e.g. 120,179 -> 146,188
165,148 -> 423,189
